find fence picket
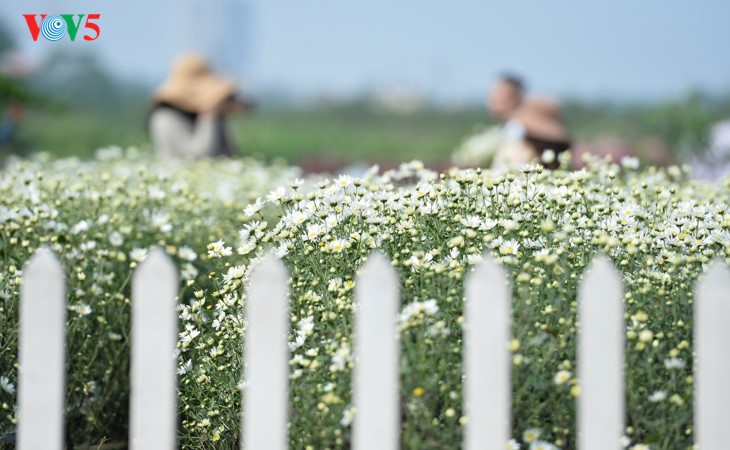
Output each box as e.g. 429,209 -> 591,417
242,254 -> 290,450
695,259 -> 730,450
577,254 -> 624,450
353,253 -> 400,450
463,254 -> 511,450
18,247 -> 66,450
130,248 -> 179,450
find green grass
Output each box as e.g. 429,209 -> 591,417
14,109 -> 148,159
10,94 -> 730,165
15,106 -> 484,164
233,107 -> 486,164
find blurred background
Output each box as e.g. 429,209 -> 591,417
0,0 -> 729,172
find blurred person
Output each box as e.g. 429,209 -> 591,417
490,73 -> 536,144
454,74 -> 572,169
452,73 -> 526,167
492,98 -> 572,170
487,73 -> 525,124
149,53 -> 254,162
689,119 -> 730,180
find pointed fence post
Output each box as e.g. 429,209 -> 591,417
695,260 -> 730,450
130,248 -> 179,450
463,254 -> 511,450
18,247 -> 66,450
242,254 -> 290,450
353,252 -> 400,450
577,254 -> 624,450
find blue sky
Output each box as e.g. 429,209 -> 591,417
1,0 -> 729,101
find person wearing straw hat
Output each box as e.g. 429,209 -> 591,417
492,97 -> 572,171
149,53 -> 254,161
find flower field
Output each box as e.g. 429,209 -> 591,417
1,150 -> 729,449
0,148 -> 298,446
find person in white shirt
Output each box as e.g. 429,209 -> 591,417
488,75 -> 571,170
487,74 -> 525,124
491,98 -> 571,171
149,53 -> 253,162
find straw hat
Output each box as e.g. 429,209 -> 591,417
154,53 -> 236,113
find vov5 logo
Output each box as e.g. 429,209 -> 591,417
23,14 -> 101,42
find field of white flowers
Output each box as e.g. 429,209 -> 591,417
0,148 -> 298,447
1,150 -> 728,450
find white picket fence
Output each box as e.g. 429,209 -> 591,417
13,247 -> 730,449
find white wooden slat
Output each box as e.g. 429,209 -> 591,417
242,254 -> 290,450
695,259 -> 730,450
130,248 -> 179,450
353,252 -> 400,450
463,254 -> 511,450
577,254 -> 624,450
18,247 -> 66,450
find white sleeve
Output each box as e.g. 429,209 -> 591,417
150,109 -> 218,161
503,119 -> 526,140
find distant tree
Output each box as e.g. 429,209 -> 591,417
644,92 -> 719,156
1,17 -> 18,103
0,17 -> 51,108
29,49 -> 149,114
0,17 -> 14,55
